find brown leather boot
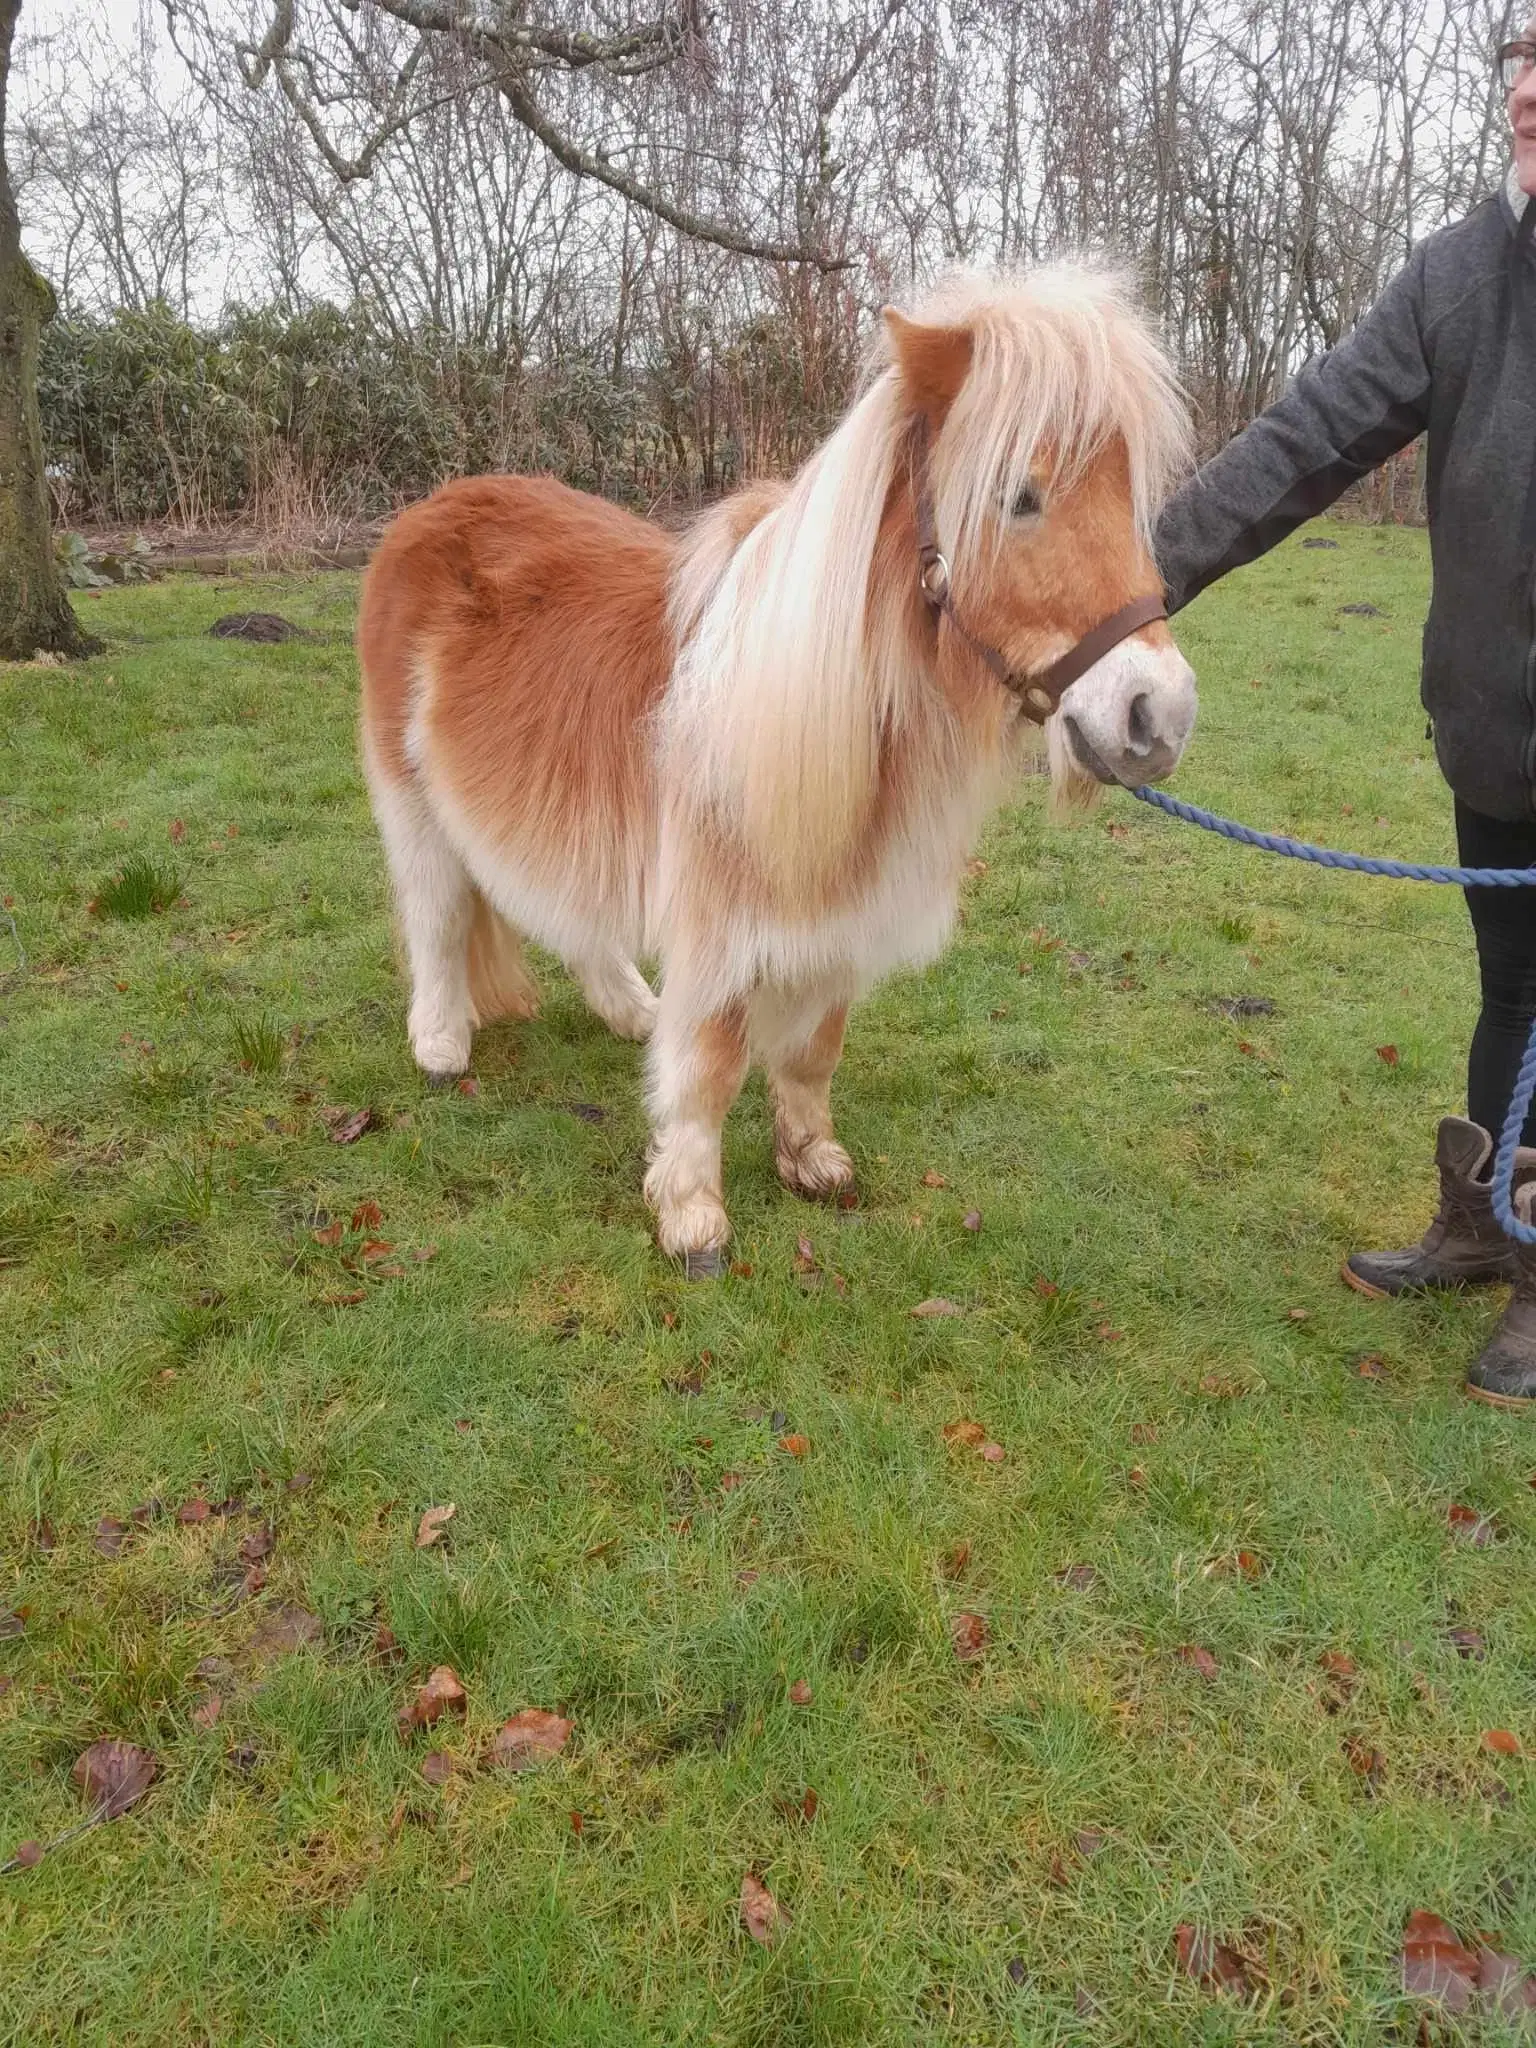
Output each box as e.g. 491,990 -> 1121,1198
1467,1181 -> 1536,1409
1342,1117 -> 1536,1299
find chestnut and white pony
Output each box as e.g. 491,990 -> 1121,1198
358,265 -> 1196,1268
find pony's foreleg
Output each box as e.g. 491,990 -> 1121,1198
643,993 -> 749,1266
369,768 -> 477,1080
752,983 -> 856,1201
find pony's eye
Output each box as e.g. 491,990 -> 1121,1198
1010,483 -> 1043,520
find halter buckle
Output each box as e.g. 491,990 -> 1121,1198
918,549 -> 950,606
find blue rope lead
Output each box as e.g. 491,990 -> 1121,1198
1128,784 -> 1536,1243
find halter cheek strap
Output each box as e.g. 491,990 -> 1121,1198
911,426 -> 1167,724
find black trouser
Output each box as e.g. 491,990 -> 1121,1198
1458,799 -> 1536,1147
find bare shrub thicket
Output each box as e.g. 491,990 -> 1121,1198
13,0 -> 1513,529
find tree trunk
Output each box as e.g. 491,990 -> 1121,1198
0,0 -> 95,661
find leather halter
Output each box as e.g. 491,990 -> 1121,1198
910,425 -> 1167,724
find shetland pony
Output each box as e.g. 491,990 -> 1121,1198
358,265 -> 1197,1268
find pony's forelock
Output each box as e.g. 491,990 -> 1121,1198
888,262 -> 1193,575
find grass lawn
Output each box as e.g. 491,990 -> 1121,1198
1,519 -> 1534,2045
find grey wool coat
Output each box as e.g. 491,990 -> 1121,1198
1155,170 -> 1536,823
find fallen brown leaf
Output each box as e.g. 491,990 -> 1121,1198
911,1297 -> 964,1318
1400,1910 -> 1481,2009
942,1419 -> 987,1450
1481,1728 -> 1522,1757
1354,1351 -> 1387,1379
322,1289 -> 367,1308
792,1235 -> 820,1276
421,1751 -> 456,1786
1177,1644 -> 1219,1680
1055,1564 -> 1098,1592
191,1695 -> 223,1731
456,1076 -> 479,1097
71,1739 -> 157,1819
415,1503 -> 457,1549
788,1678 -> 812,1706
1033,1276 -> 1058,1298
1341,1736 -> 1385,1788
950,1612 -> 989,1662
487,1709 -> 574,1771
921,1169 -> 947,1188
962,1209 -> 982,1232
979,1441 -> 1005,1462
169,818 -> 185,843
328,1108 -> 373,1145
8,1840 -> 43,1870
1130,1421 -> 1159,1444
1096,1323 -> 1123,1342
773,1787 -> 819,1824
1174,1923 -> 1255,1997
93,1517 -> 129,1558
238,1524 -> 274,1564
359,1238 -> 396,1263
940,1541 -> 971,1579
740,1869 -> 789,1945
312,1220 -> 344,1247
1448,1503 -> 1497,1547
1447,1627 -> 1486,1661
778,1434 -> 810,1457
1376,1044 -> 1400,1067
351,1199 -> 384,1232
398,1665 -> 468,1738
176,1498 -> 210,1526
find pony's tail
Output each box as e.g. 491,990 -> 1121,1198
465,890 -> 540,1026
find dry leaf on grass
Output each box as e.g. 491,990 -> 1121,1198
950,1612 -> 989,1662
71,1740 -> 156,1819
788,1679 -> 812,1706
487,1709 -> 573,1771
421,1751 -> 457,1786
1400,1911 -> 1482,2010
921,1169 -> 947,1188
773,1788 -> 819,1825
1054,1564 -> 1098,1592
177,1497 -> 210,1526
238,1525 -> 274,1564
1481,1728 -> 1523,1757
962,1209 -> 982,1232
911,1298 -> 964,1318
740,1869 -> 790,1945
398,1665 -> 468,1738
1174,1923 -> 1256,1998
778,1434 -> 810,1457
1177,1644 -> 1219,1680
415,1503 -> 456,1549
191,1695 -> 223,1731
942,1420 -> 987,1451
1448,1503 -> 1497,1547
351,1199 -> 383,1231
93,1517 -> 129,1558
312,1220 -> 344,1247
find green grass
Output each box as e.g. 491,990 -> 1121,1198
91,853 -> 184,921
0,524 -> 1532,2045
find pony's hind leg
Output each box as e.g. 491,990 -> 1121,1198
751,982 -> 856,1201
571,947 -> 659,1043
643,995 -> 749,1268
370,770 -> 478,1080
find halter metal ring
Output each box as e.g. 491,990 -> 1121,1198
919,550 -> 951,605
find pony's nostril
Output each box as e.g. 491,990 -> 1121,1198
1126,691 -> 1156,751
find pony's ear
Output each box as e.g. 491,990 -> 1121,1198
883,308 -> 974,421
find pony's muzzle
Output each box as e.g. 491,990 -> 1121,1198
1060,636 -> 1196,788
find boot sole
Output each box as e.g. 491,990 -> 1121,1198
1339,1260 -> 1513,1301
1340,1260 -> 1392,1300
1464,1380 -> 1536,1412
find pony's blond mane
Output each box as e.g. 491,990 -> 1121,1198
662,262 -> 1191,902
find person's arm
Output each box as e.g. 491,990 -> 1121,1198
1156,244 -> 1433,614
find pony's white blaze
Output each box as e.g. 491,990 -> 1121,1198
1055,635 -> 1198,792
356,261 -> 1198,1263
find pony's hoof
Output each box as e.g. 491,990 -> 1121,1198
777,1136 -> 856,1202
412,1028 -> 471,1081
683,1247 -> 727,1281
423,1069 -> 467,1091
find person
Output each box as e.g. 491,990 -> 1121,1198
1154,29 -> 1536,1409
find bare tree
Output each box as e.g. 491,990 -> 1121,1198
0,0 -> 93,659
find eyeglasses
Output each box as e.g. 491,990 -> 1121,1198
1500,38 -> 1536,89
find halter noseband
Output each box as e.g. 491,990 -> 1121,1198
911,424 -> 1168,725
